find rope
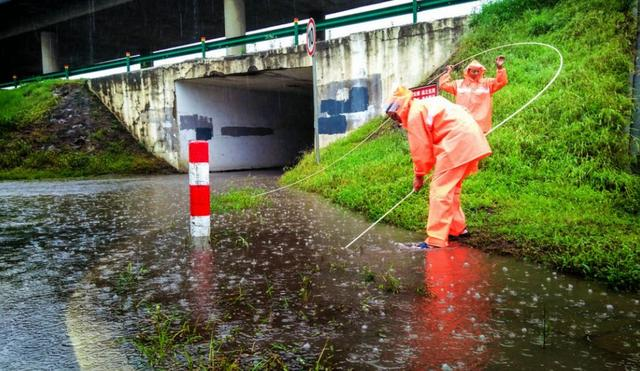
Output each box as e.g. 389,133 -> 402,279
341,41 -> 564,249
254,117 -> 392,197
343,190 -> 415,250
487,42 -> 564,134
257,42 -> 562,198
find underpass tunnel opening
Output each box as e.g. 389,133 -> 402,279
175,68 -> 314,172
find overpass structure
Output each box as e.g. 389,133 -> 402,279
0,0 -> 395,80
2,0 -> 478,172
88,16 -> 468,171
0,0 -> 477,86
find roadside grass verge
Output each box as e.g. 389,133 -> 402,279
0,79 -> 83,131
0,80 -> 173,179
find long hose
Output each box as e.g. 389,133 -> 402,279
341,42 -> 564,250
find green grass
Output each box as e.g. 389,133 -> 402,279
0,79 -> 82,131
115,262 -> 148,295
282,0 -> 640,289
131,303 -> 334,369
0,152 -> 170,180
210,188 -> 268,213
0,80 -> 172,179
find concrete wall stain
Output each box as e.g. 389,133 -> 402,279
220,127 -> 274,137
320,86 -> 369,116
179,114 -> 213,130
319,116 -> 348,135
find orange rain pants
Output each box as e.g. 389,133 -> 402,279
388,88 -> 491,247
426,161 -> 476,247
439,60 -> 508,133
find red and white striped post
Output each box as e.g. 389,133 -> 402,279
189,141 -> 210,240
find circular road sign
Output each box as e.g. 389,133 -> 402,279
306,18 -> 316,57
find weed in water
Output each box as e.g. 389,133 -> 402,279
329,261 -> 347,273
299,274 -> 313,301
210,228 -> 252,250
360,295 -> 373,313
207,337 -> 240,370
115,262 -> 147,295
252,350 -> 288,370
235,235 -> 250,248
378,267 -> 402,294
361,265 -> 376,283
538,302 -> 553,349
210,188 -> 268,213
131,304 -> 202,367
265,281 -> 274,298
314,339 -> 334,371
415,284 -> 434,298
230,286 -> 255,311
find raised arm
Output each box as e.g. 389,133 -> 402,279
438,65 -> 458,96
489,55 -> 508,94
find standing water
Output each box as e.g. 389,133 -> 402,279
0,172 -> 638,369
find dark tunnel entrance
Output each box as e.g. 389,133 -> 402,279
175,67 -> 314,171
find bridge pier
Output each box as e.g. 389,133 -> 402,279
40,31 -> 60,74
224,0 -> 246,56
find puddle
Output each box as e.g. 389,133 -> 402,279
0,172 -> 638,369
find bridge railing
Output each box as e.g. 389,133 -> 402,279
1,0 -> 475,89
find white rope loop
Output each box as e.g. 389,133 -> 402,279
249,42 -> 563,249
341,42 -> 564,249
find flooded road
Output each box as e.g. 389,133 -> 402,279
1,172 -> 639,369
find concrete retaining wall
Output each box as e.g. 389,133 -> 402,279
88,16 -> 468,171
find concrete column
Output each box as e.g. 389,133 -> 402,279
40,31 -> 60,73
224,0 -> 246,56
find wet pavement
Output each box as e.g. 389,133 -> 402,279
0,172 -> 639,369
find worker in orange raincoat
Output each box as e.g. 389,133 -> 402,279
439,56 -> 508,133
386,86 -> 491,248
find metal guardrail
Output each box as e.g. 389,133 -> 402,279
2,0 -> 475,88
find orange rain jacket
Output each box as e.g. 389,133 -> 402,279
390,86 -> 491,177
439,60 -> 508,133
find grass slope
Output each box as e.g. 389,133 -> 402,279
282,0 -> 640,288
0,79 -> 173,179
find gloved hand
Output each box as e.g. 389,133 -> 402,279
496,55 -> 505,69
413,175 -> 425,192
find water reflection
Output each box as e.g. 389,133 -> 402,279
411,247 -> 492,369
189,246 -> 216,323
